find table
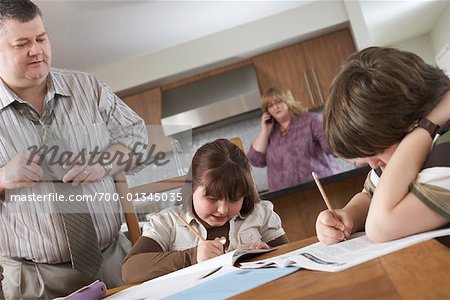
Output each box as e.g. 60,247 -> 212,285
230,237 -> 450,299
106,236 -> 450,299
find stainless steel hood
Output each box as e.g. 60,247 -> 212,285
161,65 -> 261,136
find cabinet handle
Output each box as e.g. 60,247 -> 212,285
303,69 -> 315,106
311,68 -> 324,105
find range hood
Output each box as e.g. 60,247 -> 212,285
161,65 -> 261,136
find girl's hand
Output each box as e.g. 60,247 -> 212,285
196,238 -> 224,263
316,209 -> 353,245
247,241 -> 269,249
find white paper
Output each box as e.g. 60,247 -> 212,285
240,228 -> 450,272
106,248 -> 271,300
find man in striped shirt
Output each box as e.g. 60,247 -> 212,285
0,1 -> 148,298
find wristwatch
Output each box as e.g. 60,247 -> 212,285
412,117 -> 440,138
102,162 -> 113,176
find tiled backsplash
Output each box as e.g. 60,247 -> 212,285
127,111 -> 356,192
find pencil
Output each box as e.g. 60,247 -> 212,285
177,213 -> 206,241
311,172 -> 335,214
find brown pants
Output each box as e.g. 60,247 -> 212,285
0,232 -> 131,300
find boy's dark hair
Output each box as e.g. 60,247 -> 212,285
325,46 -> 450,158
185,138 -> 260,217
0,0 -> 41,31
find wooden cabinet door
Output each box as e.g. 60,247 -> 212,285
253,44 -> 315,110
123,88 -> 162,125
301,29 -> 356,107
122,88 -> 173,153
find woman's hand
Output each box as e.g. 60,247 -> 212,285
316,209 -> 353,245
260,112 -> 274,134
196,238 -> 224,263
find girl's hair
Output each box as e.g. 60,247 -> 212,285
325,47 -> 450,158
261,85 -> 306,116
183,139 -> 260,217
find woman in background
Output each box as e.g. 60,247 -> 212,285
248,85 -> 339,192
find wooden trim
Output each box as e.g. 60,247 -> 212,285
115,171 -> 141,245
129,175 -> 187,195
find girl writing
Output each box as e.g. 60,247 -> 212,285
122,139 -> 288,283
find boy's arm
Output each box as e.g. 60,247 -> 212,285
343,190 -> 371,232
366,92 -> 450,242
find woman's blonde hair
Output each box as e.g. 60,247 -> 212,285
261,85 -> 306,116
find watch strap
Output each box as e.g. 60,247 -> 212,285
415,117 -> 440,138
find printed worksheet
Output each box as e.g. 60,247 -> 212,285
240,228 -> 450,272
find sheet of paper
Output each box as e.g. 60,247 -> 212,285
106,248 -> 272,299
240,228 -> 450,272
106,266 -> 238,300
164,266 -> 300,300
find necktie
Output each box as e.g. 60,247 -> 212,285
54,183 -> 103,278
14,101 -> 103,277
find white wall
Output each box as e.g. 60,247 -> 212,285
430,3 -> 450,55
343,0 -> 373,50
389,34 -> 436,65
92,1 -> 349,93
430,3 -> 450,74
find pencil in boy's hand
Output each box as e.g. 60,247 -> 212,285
311,172 -> 335,214
312,172 -> 347,241
177,213 -> 206,241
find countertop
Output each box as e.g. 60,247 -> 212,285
260,166 -> 371,200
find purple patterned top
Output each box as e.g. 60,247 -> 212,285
248,112 -> 339,192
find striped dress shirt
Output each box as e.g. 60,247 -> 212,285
0,68 -> 147,263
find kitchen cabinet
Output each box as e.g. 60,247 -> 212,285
122,88 -> 173,153
252,43 -> 311,108
253,28 -> 355,110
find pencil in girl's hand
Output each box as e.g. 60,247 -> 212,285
177,213 -> 205,241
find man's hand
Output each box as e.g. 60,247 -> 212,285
0,152 -> 43,191
62,155 -> 106,186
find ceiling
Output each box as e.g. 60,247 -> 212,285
35,0 -> 448,73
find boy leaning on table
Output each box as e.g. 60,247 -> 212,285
316,47 -> 450,245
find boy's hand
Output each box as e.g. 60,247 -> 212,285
316,209 -> 353,245
196,238 -> 224,263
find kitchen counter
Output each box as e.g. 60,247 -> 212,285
260,166 -> 371,200
261,166 -> 371,242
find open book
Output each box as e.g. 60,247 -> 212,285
240,228 -> 450,272
107,248 -> 274,300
